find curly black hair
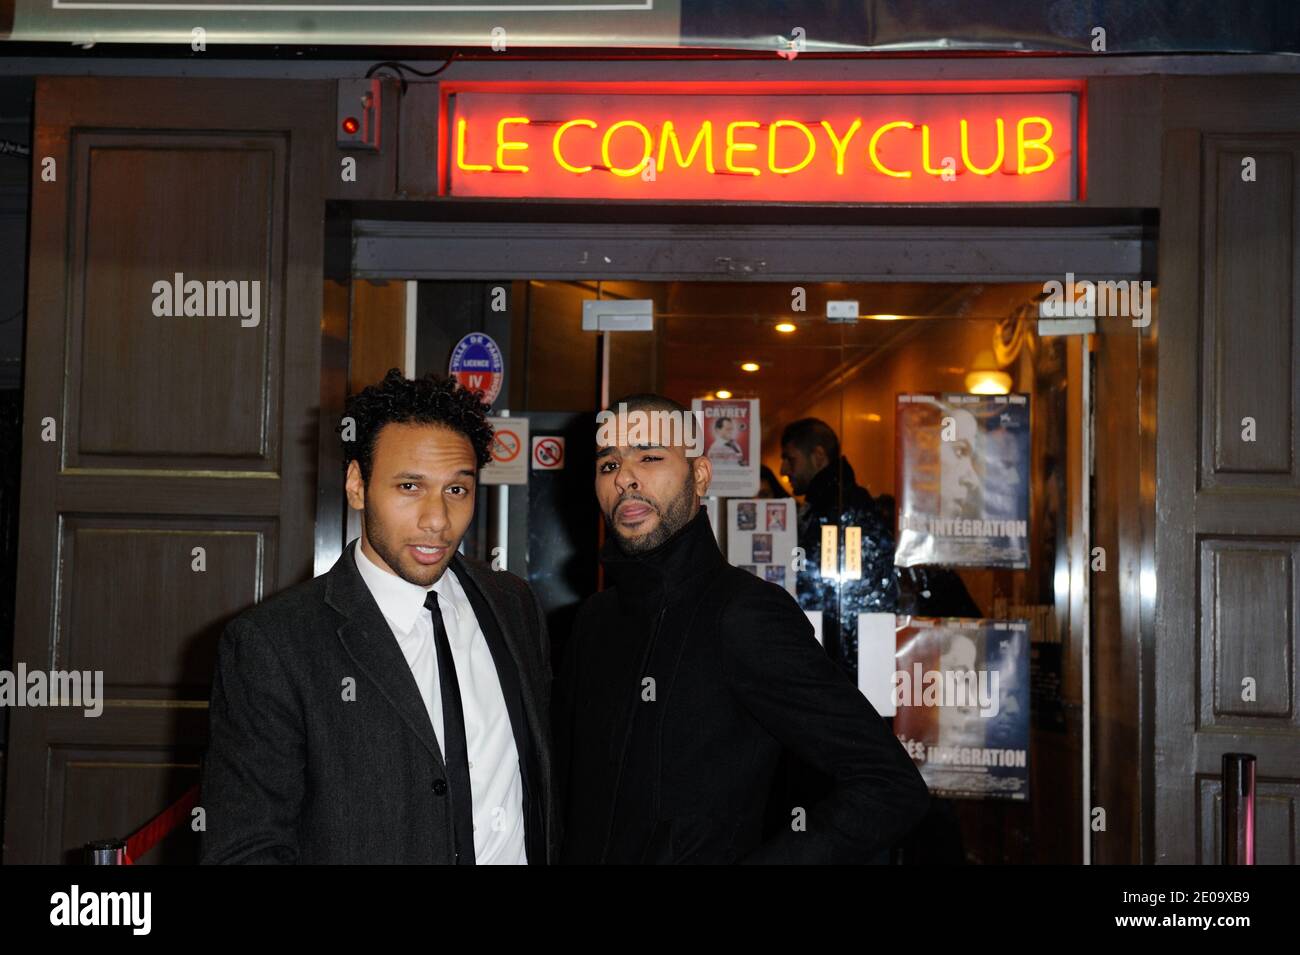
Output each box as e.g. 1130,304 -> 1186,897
339,368 -> 495,483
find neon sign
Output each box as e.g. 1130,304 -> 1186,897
445,90 -> 1079,203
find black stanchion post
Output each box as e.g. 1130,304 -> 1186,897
1221,753 -> 1256,865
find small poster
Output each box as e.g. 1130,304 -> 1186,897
895,393 -> 1030,568
693,397 -> 760,498
888,618 -> 1030,802
479,416 -> 528,486
727,497 -> 797,597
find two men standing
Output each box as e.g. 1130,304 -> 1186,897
200,374 -> 928,864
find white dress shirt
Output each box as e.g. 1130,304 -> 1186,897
354,542 -> 527,864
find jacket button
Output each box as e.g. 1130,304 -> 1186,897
432,779 -> 447,795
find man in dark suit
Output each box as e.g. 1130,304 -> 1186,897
201,369 -> 556,864
554,394 -> 929,864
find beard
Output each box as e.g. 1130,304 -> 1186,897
363,495 -> 447,587
606,470 -> 698,555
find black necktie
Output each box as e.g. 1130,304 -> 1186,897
425,589 -> 476,865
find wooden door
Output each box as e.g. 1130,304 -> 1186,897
1156,77 -> 1300,863
3,78 -> 330,863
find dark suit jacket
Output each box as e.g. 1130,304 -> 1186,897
200,540 -> 558,864
556,507 -> 929,864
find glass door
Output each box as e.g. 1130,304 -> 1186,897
408,274 -> 1096,864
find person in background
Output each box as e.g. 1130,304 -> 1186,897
780,417 -> 898,674
777,416 -> 979,865
780,417 -> 981,674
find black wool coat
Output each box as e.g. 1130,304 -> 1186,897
555,506 -> 930,864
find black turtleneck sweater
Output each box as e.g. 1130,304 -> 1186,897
558,506 -> 727,863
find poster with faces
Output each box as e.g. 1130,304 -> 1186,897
727,498 -> 797,597
693,398 -> 760,498
894,393 -> 1030,568
884,617 -> 1030,802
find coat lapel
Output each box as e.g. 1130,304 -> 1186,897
325,540 -> 445,768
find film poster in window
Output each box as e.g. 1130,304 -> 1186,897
895,393 -> 1030,568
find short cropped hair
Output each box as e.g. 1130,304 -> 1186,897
781,417 -> 841,461
340,368 -> 494,484
608,392 -> 691,418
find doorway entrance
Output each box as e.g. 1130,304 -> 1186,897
331,213 -> 1155,864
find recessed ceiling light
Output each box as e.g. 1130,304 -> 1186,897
740,361 -> 760,372
715,389 -> 733,399
774,322 -> 797,333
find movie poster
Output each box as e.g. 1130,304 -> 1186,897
692,398 -> 760,498
895,393 -> 1030,568
727,498 -> 797,597
889,618 -> 1030,801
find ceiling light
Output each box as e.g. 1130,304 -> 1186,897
740,361 -> 760,372
774,322 -> 797,333
715,389 -> 733,399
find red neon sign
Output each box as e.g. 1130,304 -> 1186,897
446,90 -> 1079,203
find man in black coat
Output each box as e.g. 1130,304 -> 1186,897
201,370 -> 557,864
555,394 -> 929,864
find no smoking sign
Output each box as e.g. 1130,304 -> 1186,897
492,429 -> 521,463
480,416 -> 528,485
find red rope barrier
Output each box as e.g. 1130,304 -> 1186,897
123,784 -> 201,865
